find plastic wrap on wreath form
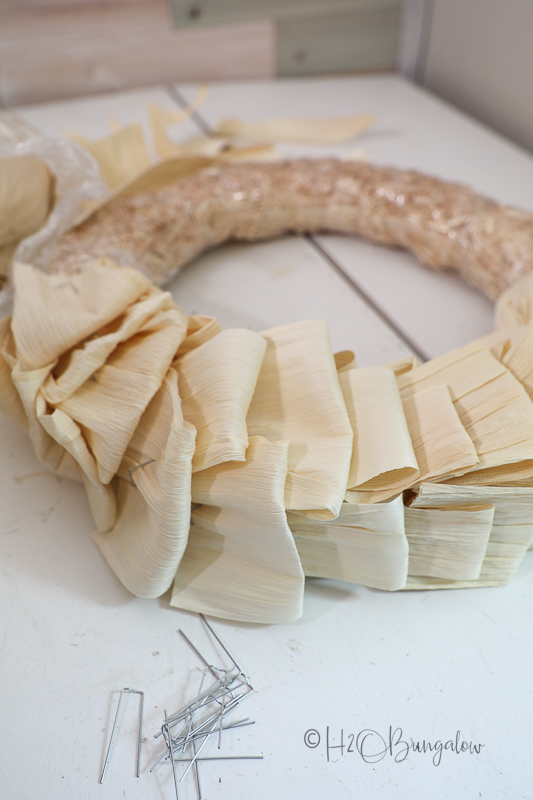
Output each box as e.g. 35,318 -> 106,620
0,111 -> 108,316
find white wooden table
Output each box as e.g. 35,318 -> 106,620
2,74 -> 532,800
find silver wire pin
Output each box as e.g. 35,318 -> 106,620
100,687 -> 144,783
128,459 -> 155,487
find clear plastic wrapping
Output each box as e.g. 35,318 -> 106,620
0,111 -> 108,316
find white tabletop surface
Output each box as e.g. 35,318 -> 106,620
2,74 -> 533,800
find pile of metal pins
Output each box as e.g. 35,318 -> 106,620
150,615 -> 263,799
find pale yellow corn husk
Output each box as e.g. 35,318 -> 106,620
67,124 -> 152,190
0,317 -> 27,430
216,143 -> 280,163
7,261 -> 189,515
37,406 -> 116,531
149,127 -> 274,164
15,376 -> 83,484
149,103 -> 195,160
215,113 -> 376,144
149,87 -> 209,159
340,367 -> 419,503
334,350 -> 355,372
404,574 -> 501,590
76,155 -> 215,225
341,147 -> 369,161
402,384 -> 479,483
11,260 -> 153,370
397,341 -> 533,483
246,320 -> 353,519
75,144 -> 274,223
385,355 -> 419,377
501,325 -> 533,400
404,504 -> 494,580
55,313 -> 186,485
342,147 -> 368,162
163,134 -> 279,163
471,327 -> 528,362
0,242 -> 17,279
176,315 -> 222,357
405,483 -> 533,587
167,134 -> 229,158
175,328 -> 267,472
93,369 -> 196,598
445,461 -> 533,485
0,155 -> 54,276
495,271 -> 533,329
41,287 -> 185,405
171,436 -> 305,623
287,495 -> 408,591
105,154 -> 213,202
6,349 -> 81,482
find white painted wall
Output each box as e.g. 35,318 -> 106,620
415,0 -> 533,153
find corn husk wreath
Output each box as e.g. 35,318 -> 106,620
3,110 -> 533,623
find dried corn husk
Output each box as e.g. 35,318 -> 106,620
0,155 -> 54,278
334,350 -> 355,372
154,132 -> 279,162
67,124 -> 152,190
3,260 -> 194,592
397,341 -> 533,483
11,261 -> 188,486
288,495 -> 408,591
342,147 -> 368,162
175,328 -> 266,472
246,320 -> 353,520
215,143 -> 280,163
405,483 -> 533,587
52,306 -> 186,485
385,355 -> 419,377
0,242 -> 18,282
7,357 -> 83,483
41,286 -> 185,405
501,325 -> 533,400
66,95 -> 276,208
341,367 -> 419,503
171,436 -> 305,623
401,384 -> 479,483
149,107 -> 271,163
0,316 -> 27,430
11,260 -> 153,370
404,504 -> 494,580
149,103 -> 193,160
148,87 -> 209,159
73,155 -> 214,228
177,315 -> 223,357
495,271 -> 533,329
5,261 -> 190,535
37,405 -> 116,531
93,370 -> 196,598
2,319 -> 82,483
215,114 -> 376,144
472,326 -> 528,362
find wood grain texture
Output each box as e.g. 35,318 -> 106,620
0,0 -> 147,7
0,3 -> 274,105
